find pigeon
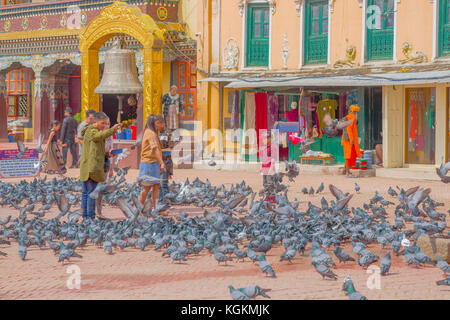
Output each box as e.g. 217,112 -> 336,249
414,248 -> 435,266
322,114 -> 355,138
0,216 -> 11,226
388,187 -> 398,197
214,249 -> 233,265
16,140 -> 28,159
130,138 -> 142,150
280,247 -> 297,263
380,251 -> 392,276
137,175 -> 161,187
313,262 -> 337,280
404,253 -> 422,268
435,162 -> 450,183
59,242 -> 82,264
300,138 -> 316,153
342,275 -> 368,300
259,253 -> 276,278
301,187 -> 308,195
358,252 -> 379,269
436,254 -> 450,275
329,184 -> 348,201
170,250 -> 187,263
18,239 -> 27,261
333,246 -> 355,264
436,276 -> 450,286
407,188 -> 432,211
355,183 -> 360,193
237,285 -> 271,299
35,134 -> 44,153
247,246 -> 259,263
228,285 -> 250,300
208,153 -> 216,167
115,148 -> 131,165
316,182 -> 324,194
233,245 -> 247,262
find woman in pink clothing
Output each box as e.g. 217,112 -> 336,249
260,131 -> 277,202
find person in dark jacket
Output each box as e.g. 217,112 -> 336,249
60,107 -> 79,168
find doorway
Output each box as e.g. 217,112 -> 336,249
405,88 -> 436,165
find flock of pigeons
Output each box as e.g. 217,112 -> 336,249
0,159 -> 449,300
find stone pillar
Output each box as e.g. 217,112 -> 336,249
137,93 -> 144,137
137,62 -> 144,137
81,49 -> 100,121
435,84 -> 447,166
33,71 -> 42,142
0,74 -> 8,142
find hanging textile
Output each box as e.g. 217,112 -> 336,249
267,93 -> 279,130
243,92 -> 256,133
285,108 -> 299,122
255,92 -> 268,157
243,92 -> 256,155
339,93 -> 347,120
424,97 -> 436,159
230,90 -> 240,129
303,96 -> 313,135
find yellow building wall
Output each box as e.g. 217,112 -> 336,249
330,0 -> 364,66
219,0 -> 243,70
270,0 -> 300,70
162,61 -> 171,96
396,0 -> 434,62
179,0 -> 198,39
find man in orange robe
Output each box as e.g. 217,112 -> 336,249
342,105 -> 361,177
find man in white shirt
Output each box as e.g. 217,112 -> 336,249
76,109 -> 95,167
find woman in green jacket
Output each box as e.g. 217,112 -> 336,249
79,112 -> 121,220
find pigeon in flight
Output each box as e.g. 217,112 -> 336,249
436,162 -> 450,183
16,140 -> 28,159
322,114 -> 355,138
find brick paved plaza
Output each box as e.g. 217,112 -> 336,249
0,169 -> 449,300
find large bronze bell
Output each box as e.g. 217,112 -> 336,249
95,37 -> 142,130
95,37 -> 143,95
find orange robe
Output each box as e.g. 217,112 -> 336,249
341,112 -> 361,160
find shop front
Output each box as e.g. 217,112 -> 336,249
383,81 -> 449,169
222,85 -> 381,165
405,88 -> 436,165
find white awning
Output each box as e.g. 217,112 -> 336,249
224,70 -> 450,88
198,77 -> 239,82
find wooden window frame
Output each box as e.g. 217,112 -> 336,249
304,0 -> 329,65
366,0 -> 395,61
439,0 -> 450,57
246,4 -> 270,67
6,68 -> 32,119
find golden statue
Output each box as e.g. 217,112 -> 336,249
334,45 -> 357,68
399,42 -> 427,64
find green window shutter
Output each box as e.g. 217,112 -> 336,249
366,0 -> 394,61
246,5 -> 270,67
304,0 -> 329,64
439,0 -> 450,56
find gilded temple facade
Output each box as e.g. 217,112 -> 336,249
0,0 -> 197,142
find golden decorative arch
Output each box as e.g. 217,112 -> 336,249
79,1 -> 164,120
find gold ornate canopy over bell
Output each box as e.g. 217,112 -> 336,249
95,37 -> 143,95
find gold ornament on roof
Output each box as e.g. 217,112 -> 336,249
333,45 -> 357,68
399,42 -> 427,64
